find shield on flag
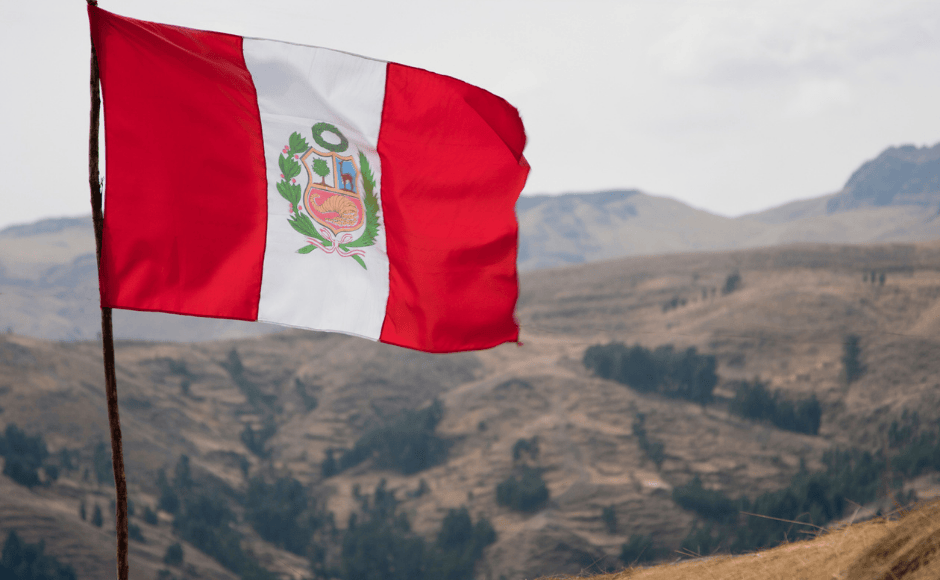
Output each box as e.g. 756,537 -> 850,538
300,148 -> 365,235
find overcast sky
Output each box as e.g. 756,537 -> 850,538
2,0 -> 940,230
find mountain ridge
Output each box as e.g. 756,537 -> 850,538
4,141 -> 940,341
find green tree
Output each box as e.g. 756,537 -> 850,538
1,530 -> 77,580
722,271 -> 742,295
129,524 -> 145,543
601,506 -> 617,534
142,505 -> 159,526
240,420 -> 276,458
172,455 -> 192,491
341,481 -> 426,580
295,378 -> 319,412
427,508 -> 497,580
0,425 -> 49,488
671,476 -> 740,523
632,413 -> 665,468
321,449 -> 338,478
222,349 -> 273,408
245,476 -> 330,556
57,449 -> 76,471
682,523 -> 725,556
163,543 -> 184,566
93,442 -> 113,487
729,380 -> 822,435
495,467 -> 549,512
313,159 -> 330,185
157,470 -> 179,515
728,379 -> 775,422
511,437 -> 539,462
619,533 -> 659,564
336,401 -> 448,475
842,334 -> 864,384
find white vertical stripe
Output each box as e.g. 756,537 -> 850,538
244,38 -> 389,341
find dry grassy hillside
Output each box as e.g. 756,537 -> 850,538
578,498 -> 940,580
2,241 -> 940,579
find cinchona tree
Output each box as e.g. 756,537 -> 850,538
313,159 -> 330,185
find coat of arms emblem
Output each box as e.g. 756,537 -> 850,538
276,123 -> 380,269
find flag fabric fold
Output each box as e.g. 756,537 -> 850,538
88,5 -> 529,353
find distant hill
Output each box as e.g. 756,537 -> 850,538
0,216 -> 278,341
519,142 -> 940,270
516,190 -> 763,271
4,141 -> 940,339
826,142 -> 940,212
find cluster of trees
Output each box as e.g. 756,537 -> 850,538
862,271 -> 886,285
887,412 -> 940,479
156,455 -> 277,580
601,506 -> 617,534
240,419 -> 277,458
668,446 -> 889,554
619,533 -> 664,565
1,531 -> 76,580
323,401 -> 449,477
244,475 -> 333,558
79,502 -> 104,529
681,523 -> 724,556
151,454 -> 496,580
0,425 -> 58,488
80,495 -> 145,543
340,482 -> 495,580
172,492 -> 275,579
671,476 -> 742,524
728,380 -> 822,435
497,432 -> 550,513
162,543 -> 183,566
583,343 -> 718,405
295,378 -> 320,412
661,296 -> 687,313
222,349 -> 275,408
159,356 -> 196,399
495,467 -> 549,513
632,413 -> 665,468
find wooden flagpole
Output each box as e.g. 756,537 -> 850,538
87,2 -> 130,579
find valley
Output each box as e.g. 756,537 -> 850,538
3,240 -> 940,578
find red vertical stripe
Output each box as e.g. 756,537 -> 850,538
378,63 -> 530,352
89,6 -> 266,320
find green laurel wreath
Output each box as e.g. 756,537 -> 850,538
276,131 -> 379,270
311,122 -> 349,152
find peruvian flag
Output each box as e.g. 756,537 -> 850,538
88,6 -> 529,353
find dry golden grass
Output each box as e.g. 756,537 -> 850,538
563,499 -> 940,580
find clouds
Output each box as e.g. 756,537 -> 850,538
1,0 -> 939,229
655,0 -> 939,87
647,0 -> 940,122
613,0 -> 940,214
